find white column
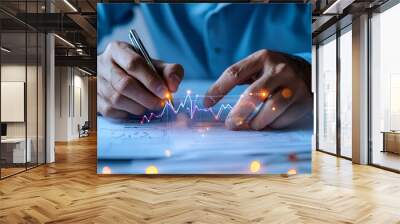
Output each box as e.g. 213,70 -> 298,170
46,32 -> 55,163
352,14 -> 369,164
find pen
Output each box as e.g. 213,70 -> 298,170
128,29 -> 174,107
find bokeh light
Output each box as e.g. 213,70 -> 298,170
236,118 -> 244,126
260,90 -> 269,99
145,165 -> 159,174
250,160 -> 261,173
102,166 -> 112,174
165,149 -> 172,157
288,153 -> 298,162
281,88 -> 293,99
287,168 -> 297,175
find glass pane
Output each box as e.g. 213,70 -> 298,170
339,29 -> 352,158
317,37 -> 337,154
27,31 -> 38,169
1,31 -> 27,177
371,4 -> 400,171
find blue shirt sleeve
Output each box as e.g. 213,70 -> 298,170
97,3 -> 135,44
293,52 -> 311,64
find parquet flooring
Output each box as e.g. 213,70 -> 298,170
1,135 -> 400,223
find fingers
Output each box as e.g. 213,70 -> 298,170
98,94 -> 129,120
249,87 -> 297,130
225,63 -> 292,130
98,77 -> 146,115
204,49 -> 269,108
224,77 -> 271,130
153,60 -> 184,92
101,64 -> 163,111
269,96 -> 313,129
107,41 -> 169,98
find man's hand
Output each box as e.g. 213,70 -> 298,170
204,49 -> 312,130
97,41 -> 184,119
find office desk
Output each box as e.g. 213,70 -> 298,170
98,80 -> 313,174
382,131 -> 400,154
1,138 -> 31,163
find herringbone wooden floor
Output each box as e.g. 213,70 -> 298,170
1,135 -> 400,224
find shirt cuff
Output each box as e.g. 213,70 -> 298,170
293,52 -> 311,65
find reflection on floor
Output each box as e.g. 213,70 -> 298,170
0,162 -> 43,178
373,150 -> 400,171
0,135 -> 400,223
0,167 -> 25,177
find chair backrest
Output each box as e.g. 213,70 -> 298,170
82,121 -> 90,129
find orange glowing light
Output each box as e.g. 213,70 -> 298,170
259,89 -> 269,99
250,160 -> 261,173
272,106 -> 276,111
287,169 -> 297,175
145,165 -> 159,174
281,88 -> 293,99
165,92 -> 171,99
102,166 -> 112,174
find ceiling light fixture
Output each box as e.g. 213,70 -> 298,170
63,0 -> 78,12
54,34 -> 75,48
78,67 -> 93,76
1,47 -> 11,53
322,0 -> 354,15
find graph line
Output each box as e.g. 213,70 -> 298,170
140,93 -> 234,124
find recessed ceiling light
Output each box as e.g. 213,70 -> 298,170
1,47 -> 11,53
63,0 -> 78,12
54,34 -> 75,48
78,67 -> 92,76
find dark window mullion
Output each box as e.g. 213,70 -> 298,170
336,27 -> 341,157
25,0 -> 28,171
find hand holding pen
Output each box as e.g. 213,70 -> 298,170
97,30 -> 184,120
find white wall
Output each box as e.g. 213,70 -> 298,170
312,45 -> 317,150
54,67 -> 89,141
1,65 -> 26,134
1,65 -> 40,138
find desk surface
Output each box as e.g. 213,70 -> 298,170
381,131 -> 400,134
97,80 -> 313,174
1,138 -> 27,143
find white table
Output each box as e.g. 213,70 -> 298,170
1,138 -> 31,163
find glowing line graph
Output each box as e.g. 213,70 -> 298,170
140,93 -> 234,124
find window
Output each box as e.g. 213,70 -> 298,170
339,28 -> 352,158
370,2 -> 400,171
317,36 -> 337,154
